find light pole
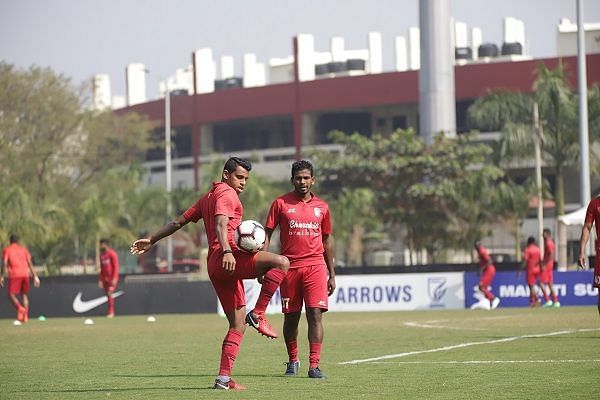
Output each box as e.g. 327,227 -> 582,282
165,80 -> 173,273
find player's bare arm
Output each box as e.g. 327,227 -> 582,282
130,214 -> 190,255
28,258 -> 40,288
0,258 -> 6,287
323,234 -> 336,296
215,214 -> 236,274
578,222 -> 593,269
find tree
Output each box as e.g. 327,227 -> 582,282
468,63 -> 600,216
311,129 -> 503,263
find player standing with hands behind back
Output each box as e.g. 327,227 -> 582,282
99,238 -> 119,317
264,160 -> 336,379
578,195 -> 600,317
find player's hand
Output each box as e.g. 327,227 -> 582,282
98,281 -> 103,289
327,277 -> 336,296
222,252 -> 236,274
130,239 -> 152,255
33,276 -> 40,288
0,276 -> 4,287
578,254 -> 587,270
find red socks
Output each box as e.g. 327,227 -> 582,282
286,340 -> 299,362
309,342 -> 322,369
254,269 -> 286,313
481,287 -> 494,301
219,329 -> 244,376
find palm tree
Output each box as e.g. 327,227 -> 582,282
468,63 -> 600,216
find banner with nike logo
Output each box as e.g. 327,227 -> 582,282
0,275 -> 217,318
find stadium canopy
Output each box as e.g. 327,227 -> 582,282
558,207 -> 586,226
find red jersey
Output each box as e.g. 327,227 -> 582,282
2,243 -> 31,278
543,238 -> 555,269
584,196 -> 600,252
99,247 -> 119,282
183,182 -> 242,254
265,191 -> 332,268
476,246 -> 494,270
523,244 -> 541,272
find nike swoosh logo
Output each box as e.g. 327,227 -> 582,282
72,291 -> 124,313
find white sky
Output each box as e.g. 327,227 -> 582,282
1,0 -> 599,99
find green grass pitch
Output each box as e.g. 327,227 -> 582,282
1,307 -> 599,399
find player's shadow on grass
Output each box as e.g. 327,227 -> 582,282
116,373 -> 291,379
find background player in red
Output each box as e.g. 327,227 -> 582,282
264,160 -> 335,379
0,234 -> 40,322
540,228 -> 560,308
130,157 -> 289,391
474,240 -> 500,309
518,236 -> 546,307
99,238 -> 119,317
578,195 -> 600,317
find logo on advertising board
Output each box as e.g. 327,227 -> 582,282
428,277 -> 447,308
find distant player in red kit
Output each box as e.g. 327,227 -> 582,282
519,236 -> 545,307
474,240 -> 500,309
99,238 -> 119,317
540,229 -> 560,308
264,160 -> 336,379
0,234 -> 40,323
578,195 -> 600,318
130,157 -> 289,390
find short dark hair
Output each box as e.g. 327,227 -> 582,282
99,238 -> 110,245
543,228 -> 551,235
9,234 -> 19,244
473,240 -> 481,248
224,157 -> 252,173
291,160 -> 314,177
527,236 -> 536,245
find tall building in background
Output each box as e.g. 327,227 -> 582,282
126,63 -> 147,106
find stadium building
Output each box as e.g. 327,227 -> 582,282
96,17 -> 600,266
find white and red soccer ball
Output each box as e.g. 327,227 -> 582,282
234,220 -> 266,253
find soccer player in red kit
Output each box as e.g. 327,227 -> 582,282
578,195 -> 600,317
264,160 -> 335,379
474,240 -> 500,309
130,157 -> 289,391
540,229 -> 560,308
519,236 -> 544,307
0,234 -> 40,323
99,238 -> 119,317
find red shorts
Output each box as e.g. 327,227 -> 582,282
8,277 -> 30,295
208,249 -> 258,313
540,264 -> 554,284
280,265 -> 328,313
526,268 -> 541,286
479,265 -> 496,287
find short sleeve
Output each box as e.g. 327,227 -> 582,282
183,199 -> 203,223
585,199 -> 597,225
322,206 -> 332,235
264,199 -> 281,230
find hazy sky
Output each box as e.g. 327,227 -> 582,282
1,0 -> 599,99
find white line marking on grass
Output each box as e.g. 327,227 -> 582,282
339,328 -> 600,365
404,320 -> 486,330
370,359 -> 600,365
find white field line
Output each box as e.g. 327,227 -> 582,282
370,359 -> 600,365
404,320 -> 486,330
339,328 -> 600,365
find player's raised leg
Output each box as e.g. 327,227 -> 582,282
246,251 -> 289,338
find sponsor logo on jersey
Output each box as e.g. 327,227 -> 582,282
287,208 -> 297,213
314,207 -> 322,217
289,220 -> 320,229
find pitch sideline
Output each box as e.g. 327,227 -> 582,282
339,328 -> 600,365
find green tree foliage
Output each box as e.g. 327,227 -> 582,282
311,129 -> 503,263
468,63 -> 600,216
0,63 -> 155,270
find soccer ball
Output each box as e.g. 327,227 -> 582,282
234,220 -> 266,253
